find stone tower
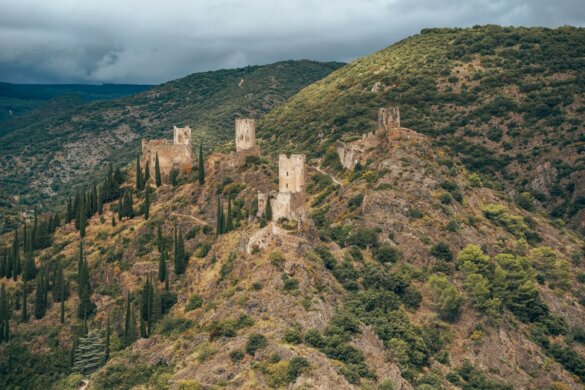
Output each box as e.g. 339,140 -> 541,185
279,154 -> 305,194
235,119 -> 256,151
173,126 -> 192,146
377,106 -> 400,132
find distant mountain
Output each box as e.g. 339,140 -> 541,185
0,60 -> 343,227
260,25 -> 585,232
0,83 -> 152,135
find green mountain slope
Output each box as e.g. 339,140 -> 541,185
0,60 -> 343,227
259,26 -> 585,232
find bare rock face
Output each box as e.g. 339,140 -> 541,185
528,161 -> 558,195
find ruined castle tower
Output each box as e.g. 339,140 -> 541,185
377,106 -> 400,132
141,126 -> 193,182
270,154 -> 306,222
235,119 -> 256,151
173,125 -> 192,146
278,154 -> 305,193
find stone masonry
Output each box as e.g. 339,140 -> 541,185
142,126 -> 193,180
257,154 -> 307,222
336,105 -> 402,169
235,119 -> 256,151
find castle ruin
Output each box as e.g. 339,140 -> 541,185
142,126 -> 193,180
335,105 -> 402,169
258,154 -> 307,222
235,119 -> 256,151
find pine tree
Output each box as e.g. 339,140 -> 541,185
23,249 -> 36,281
265,196 -> 273,221
155,153 -> 162,187
136,157 -> 143,191
198,143 -> 205,185
174,228 -> 186,275
34,270 -> 46,319
144,186 -> 150,220
22,278 -> 28,322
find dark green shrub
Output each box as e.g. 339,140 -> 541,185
246,333 -> 268,355
185,295 -> 203,311
430,242 -> 453,261
373,244 -> 401,264
230,350 -> 245,362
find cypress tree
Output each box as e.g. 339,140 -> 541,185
77,241 -> 84,285
73,191 -> 81,229
97,187 -> 104,215
175,228 -> 186,275
22,278 -> 28,322
5,251 -> 13,281
144,186 -> 150,220
155,153 -> 162,187
91,183 -> 98,216
151,285 -> 162,326
144,161 -> 150,184
216,195 -> 223,236
105,316 -> 111,361
23,249 -> 36,281
78,195 -> 87,238
32,207 -> 38,249
159,246 -> 167,283
117,197 -> 123,221
265,196 -> 273,221
66,196 -> 73,223
77,255 -> 96,319
226,196 -> 233,233
54,261 -> 69,302
124,293 -> 137,345
111,214 -> 116,227
34,270 -> 46,319
164,268 -> 170,292
0,248 -> 6,278
0,284 -> 7,342
170,167 -> 178,187
23,224 -> 29,253
12,229 -> 20,280
136,157 -> 143,191
157,225 -> 163,253
60,281 -> 65,324
198,143 -> 205,185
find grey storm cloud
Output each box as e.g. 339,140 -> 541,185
0,0 -> 584,84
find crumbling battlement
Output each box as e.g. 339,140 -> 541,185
142,126 -> 193,181
235,119 -> 256,151
336,106 -> 404,169
377,106 -> 400,132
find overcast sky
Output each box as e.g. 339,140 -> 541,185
0,0 -> 583,85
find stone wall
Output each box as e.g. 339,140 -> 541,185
235,119 -> 256,151
377,106 -> 400,132
141,126 -> 193,181
279,154 -> 305,193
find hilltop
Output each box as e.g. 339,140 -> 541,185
260,25 -> 585,232
0,60 -> 343,229
0,26 -> 585,390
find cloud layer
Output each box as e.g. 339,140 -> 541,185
0,0 -> 583,84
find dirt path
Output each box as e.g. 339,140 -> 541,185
311,160 -> 343,186
79,379 -> 89,390
171,212 -> 207,225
